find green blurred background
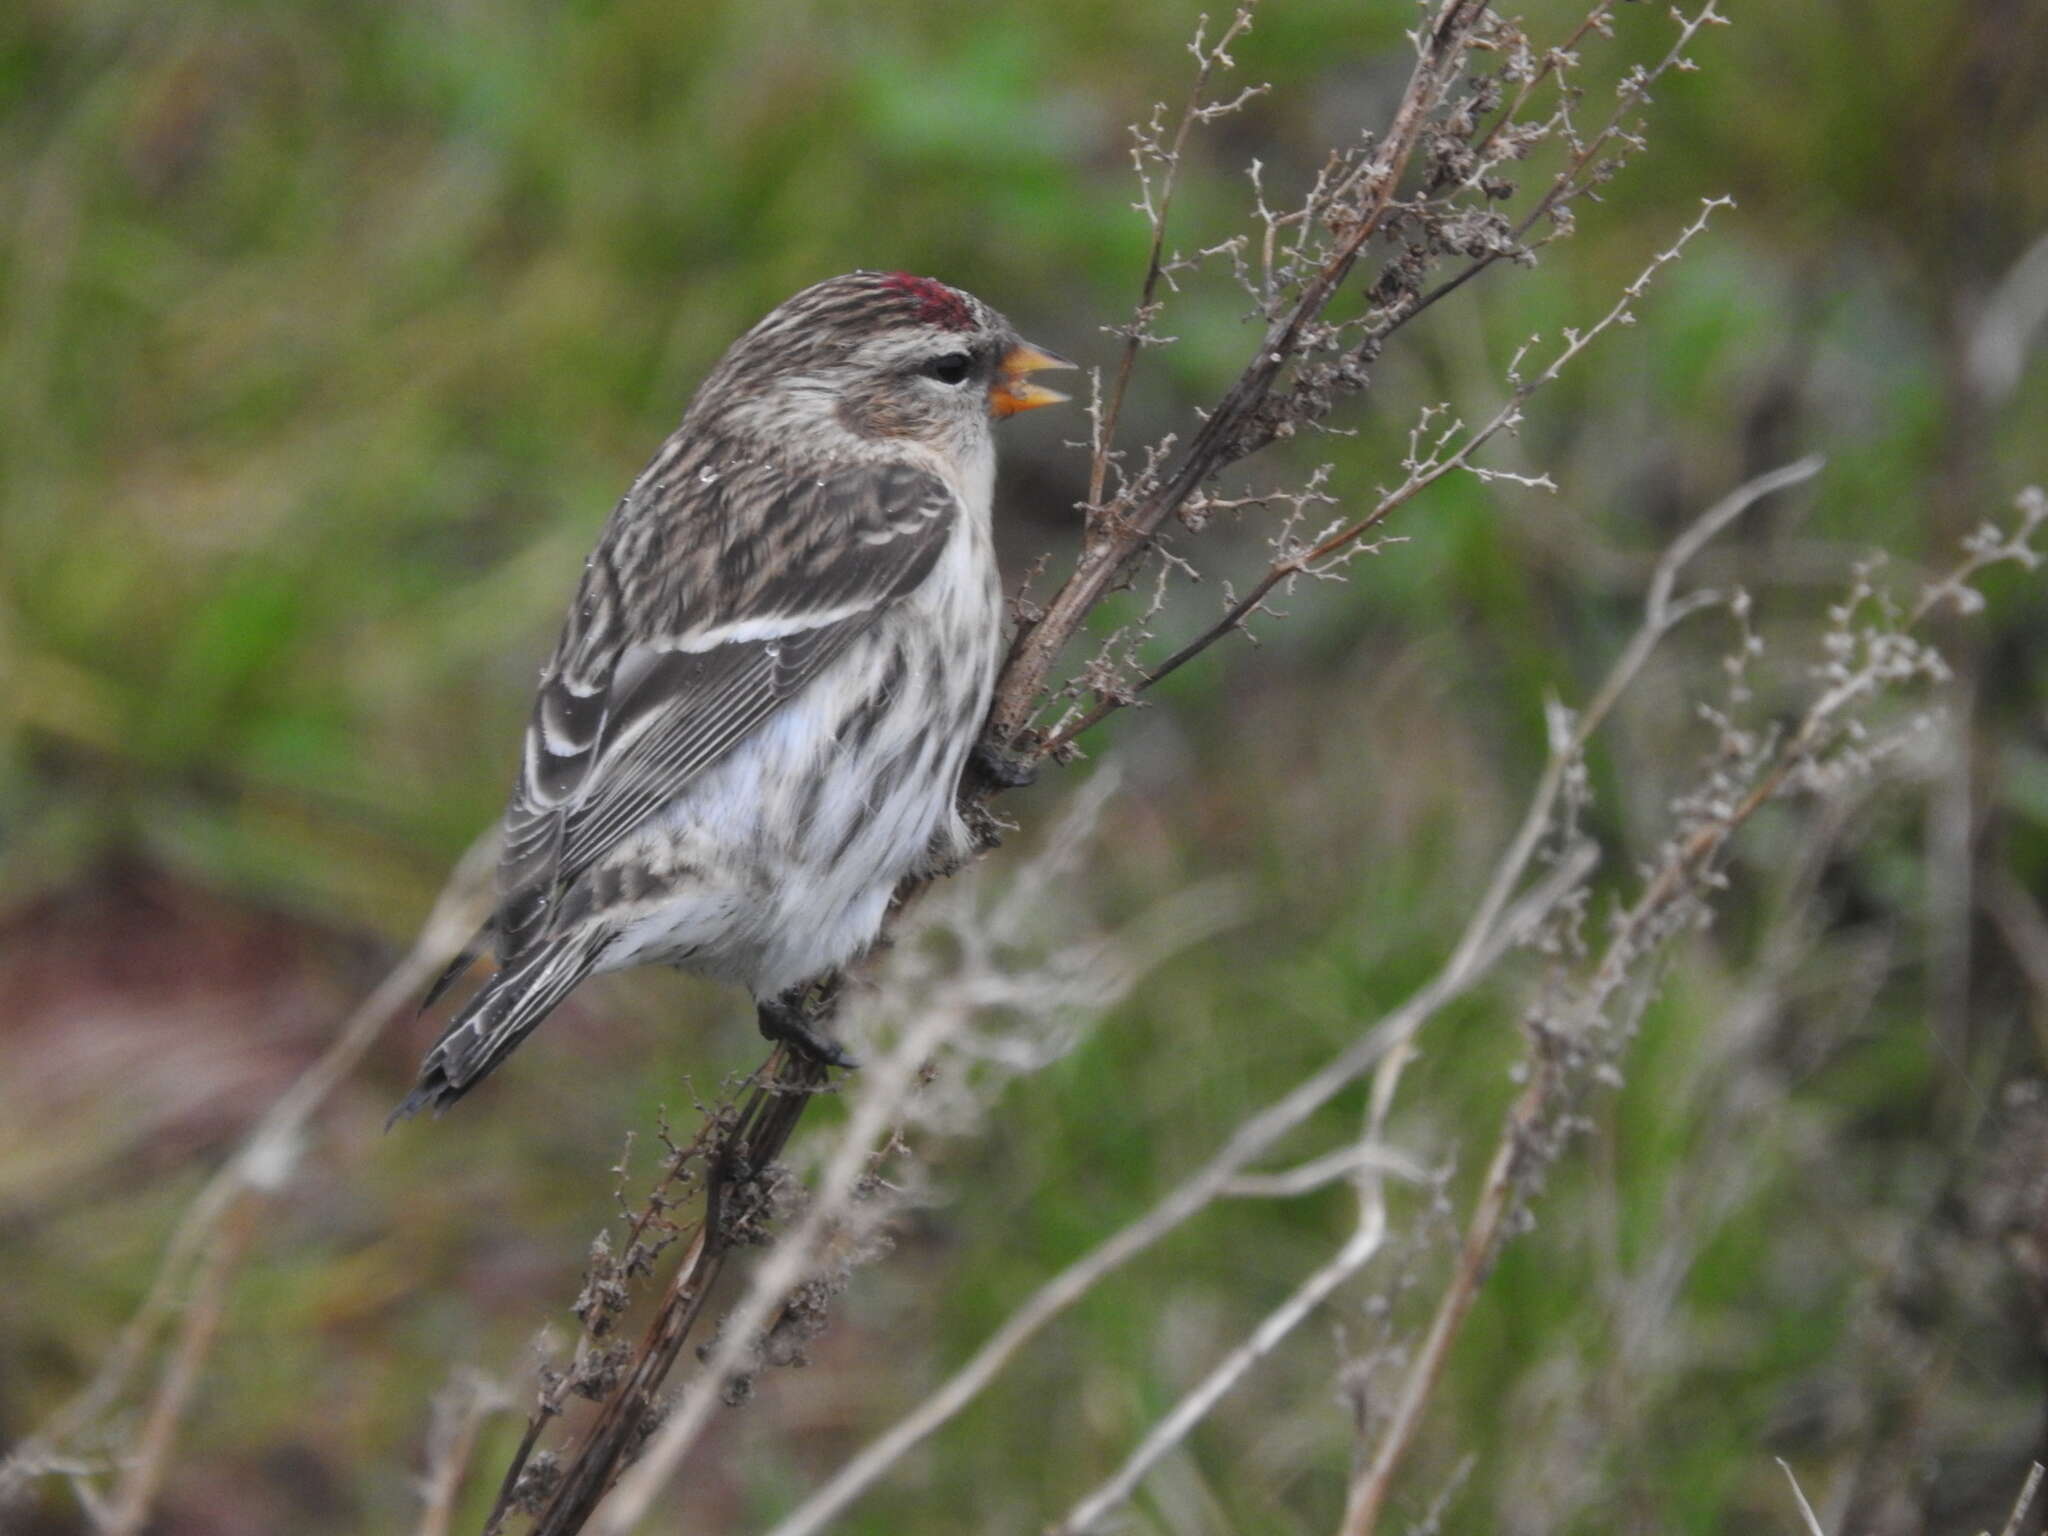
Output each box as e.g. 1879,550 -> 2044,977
5,0 -> 2048,1531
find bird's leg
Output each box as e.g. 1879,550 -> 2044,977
757,986 -> 860,1069
970,735 -> 1040,790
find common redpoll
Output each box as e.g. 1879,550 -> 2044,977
395,271 -> 1071,1117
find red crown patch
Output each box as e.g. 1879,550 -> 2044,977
881,272 -> 975,332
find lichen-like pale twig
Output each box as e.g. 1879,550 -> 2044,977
1998,1462 -> 2046,1536
414,1370 -> 512,1536
1778,1458 -> 1830,1536
1220,1142 -> 1431,1198
1055,1197 -> 1390,1536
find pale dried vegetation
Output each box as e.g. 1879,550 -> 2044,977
6,2 -> 2046,1534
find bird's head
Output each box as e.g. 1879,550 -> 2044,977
701,271 -> 1073,457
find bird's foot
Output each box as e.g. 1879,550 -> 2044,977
971,736 -> 1040,790
757,991 -> 860,1069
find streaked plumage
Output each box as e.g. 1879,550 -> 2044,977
396,272 -> 1069,1117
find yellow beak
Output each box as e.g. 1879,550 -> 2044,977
990,340 -> 1076,418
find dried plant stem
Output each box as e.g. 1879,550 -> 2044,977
1777,1459 -> 1831,1536
989,0 -> 1495,749
102,1190 -> 261,1536
1445,456 -> 1819,963
1041,197 -> 1739,755
1342,818 -> 1738,1529
1358,452 -> 1820,1120
1054,1183 -> 1389,1535
1399,3 -> 1728,332
760,849 -> 1590,1536
0,835 -> 494,1527
1344,773 -> 1764,1529
518,1049 -> 829,1535
582,989 -> 967,1534
1089,6 -> 1260,513
1339,1056 -> 1558,1536
415,1372 -> 510,1536
1333,488 -> 2048,1531
1998,1463 -> 2046,1536
1038,459 -> 1825,1536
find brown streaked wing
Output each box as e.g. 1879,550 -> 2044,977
493,458 -> 959,959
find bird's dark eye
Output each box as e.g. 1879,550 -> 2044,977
922,352 -> 973,385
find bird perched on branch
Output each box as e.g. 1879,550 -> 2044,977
395,271 -> 1070,1118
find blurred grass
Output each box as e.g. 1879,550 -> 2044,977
4,0 -> 2048,1532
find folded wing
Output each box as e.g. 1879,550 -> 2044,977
494,455 -> 960,959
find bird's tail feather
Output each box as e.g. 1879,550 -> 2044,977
390,931 -> 609,1124
418,919 -> 496,1014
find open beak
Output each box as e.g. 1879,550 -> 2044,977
990,340 -> 1075,418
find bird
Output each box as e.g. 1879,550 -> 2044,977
393,271 -> 1072,1119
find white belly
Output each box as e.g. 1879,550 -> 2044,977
596,504 -> 1001,997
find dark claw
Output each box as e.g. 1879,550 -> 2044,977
757,995 -> 860,1069
971,738 -> 1040,790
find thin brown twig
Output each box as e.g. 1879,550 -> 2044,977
518,1049 -> 828,1535
1339,1049 -> 1559,1536
1466,4 -> 1613,168
1016,2 -> 1734,761
477,1103 -> 731,1533
1339,765 -> 1788,1530
586,939 -> 1023,1534
1088,6 -> 1262,515
988,0 -> 1495,751
1394,4 -> 1727,337
1039,197 -> 1739,755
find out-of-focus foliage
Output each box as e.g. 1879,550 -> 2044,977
3,1 -> 2046,1532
